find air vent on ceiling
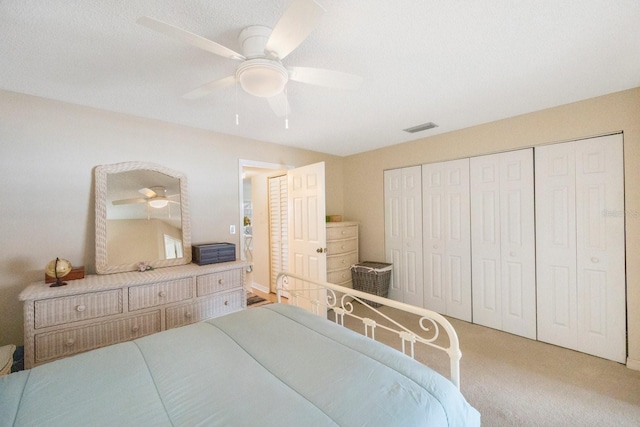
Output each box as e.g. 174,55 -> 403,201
403,122 -> 438,133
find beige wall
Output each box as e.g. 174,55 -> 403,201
0,90 -> 344,347
343,87 -> 640,367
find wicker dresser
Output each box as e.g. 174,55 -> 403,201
326,222 -> 359,288
19,261 -> 247,369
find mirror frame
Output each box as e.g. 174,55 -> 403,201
95,161 -> 192,274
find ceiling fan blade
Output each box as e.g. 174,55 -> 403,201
137,16 -> 246,61
139,187 -> 157,198
288,66 -> 363,90
183,75 -> 236,99
112,197 -> 148,206
266,91 -> 291,117
265,0 -> 324,60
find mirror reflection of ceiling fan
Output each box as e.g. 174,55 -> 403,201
137,0 -> 362,117
112,186 -> 179,209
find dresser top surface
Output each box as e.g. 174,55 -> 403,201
20,261 -> 249,301
326,221 -> 359,228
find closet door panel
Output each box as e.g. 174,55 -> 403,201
500,149 -> 536,339
423,159 -> 471,320
385,166 -> 423,306
471,159 -> 502,330
536,143 -> 578,348
385,169 -> 403,301
423,165 -> 447,313
472,149 -> 535,337
536,134 -> 625,362
402,166 -> 424,307
444,159 -> 471,321
575,135 -> 625,363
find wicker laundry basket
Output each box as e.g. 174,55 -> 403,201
351,262 -> 392,307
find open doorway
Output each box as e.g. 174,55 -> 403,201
239,160 -> 291,294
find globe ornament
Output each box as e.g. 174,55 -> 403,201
45,258 -> 72,287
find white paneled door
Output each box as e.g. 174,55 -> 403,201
536,134 -> 625,363
384,166 -> 423,307
471,148 -> 536,339
288,162 -> 327,315
422,159 -> 472,321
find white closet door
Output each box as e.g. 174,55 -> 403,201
535,143 -> 578,348
536,134 -> 626,362
268,175 -> 288,292
384,166 -> 423,306
423,159 -> 471,321
471,149 -> 536,339
385,169 -> 403,301
499,149 -> 536,339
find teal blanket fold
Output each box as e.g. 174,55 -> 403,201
0,304 -> 480,426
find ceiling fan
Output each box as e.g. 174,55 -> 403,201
112,186 -> 179,209
137,0 -> 362,117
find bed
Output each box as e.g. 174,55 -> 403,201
0,273 -> 480,426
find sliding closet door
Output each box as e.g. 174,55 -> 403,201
422,159 -> 472,321
384,166 -> 423,307
536,134 -> 625,363
471,148 -> 536,339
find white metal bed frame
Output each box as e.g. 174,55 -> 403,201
276,272 -> 462,389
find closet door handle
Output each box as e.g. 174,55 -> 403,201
591,257 -> 599,264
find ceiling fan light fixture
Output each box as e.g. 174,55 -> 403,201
148,198 -> 169,209
236,59 -> 288,98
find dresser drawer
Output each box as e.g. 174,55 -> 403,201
327,252 -> 359,272
327,269 -> 352,285
166,289 -> 245,329
129,278 -> 193,311
327,238 -> 357,255
34,290 -> 122,329
34,311 -> 161,363
326,225 -> 358,241
196,268 -> 242,296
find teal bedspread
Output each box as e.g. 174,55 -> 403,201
0,304 -> 480,426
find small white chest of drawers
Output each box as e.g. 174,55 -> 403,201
19,261 -> 247,368
326,221 -> 359,288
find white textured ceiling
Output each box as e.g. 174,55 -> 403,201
2,1 -> 639,156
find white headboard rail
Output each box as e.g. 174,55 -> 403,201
276,272 -> 462,389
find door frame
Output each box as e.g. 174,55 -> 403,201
238,159 -> 292,292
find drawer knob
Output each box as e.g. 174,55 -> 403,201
224,300 -> 229,306
218,279 -> 224,285
591,257 -> 599,263
341,231 -> 346,235
341,245 -> 346,249
131,325 -> 140,333
158,291 -> 167,297
342,259 -> 347,264
185,312 -> 192,318
75,305 -> 86,312
65,338 -> 75,347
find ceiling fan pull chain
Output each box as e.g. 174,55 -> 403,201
235,83 -> 240,126
285,87 -> 289,130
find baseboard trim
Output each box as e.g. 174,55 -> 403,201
251,283 -> 269,294
626,357 -> 640,371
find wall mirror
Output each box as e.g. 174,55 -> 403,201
95,161 -> 191,274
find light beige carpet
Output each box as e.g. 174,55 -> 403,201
333,303 -> 640,427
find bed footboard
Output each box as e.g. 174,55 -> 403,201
276,272 -> 462,389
